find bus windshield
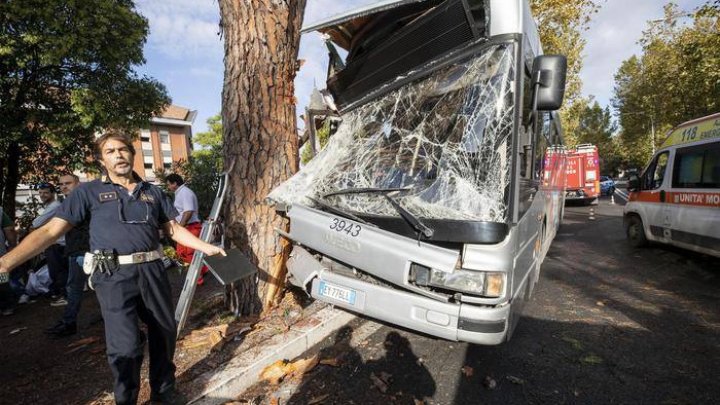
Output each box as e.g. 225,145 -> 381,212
269,42 -> 516,223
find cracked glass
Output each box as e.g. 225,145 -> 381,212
269,43 -> 516,222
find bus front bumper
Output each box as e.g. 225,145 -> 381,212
288,248 -> 510,345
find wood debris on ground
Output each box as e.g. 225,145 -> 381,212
319,357 -> 340,367
181,319 -> 256,351
259,354 -> 319,385
370,372 -> 389,393
66,336 -> 102,354
307,393 -> 330,404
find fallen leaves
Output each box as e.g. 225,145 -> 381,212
506,375 -> 525,385
580,354 -> 604,365
461,365 -> 474,378
483,376 -> 497,390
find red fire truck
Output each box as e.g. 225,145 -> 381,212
565,144 -> 600,204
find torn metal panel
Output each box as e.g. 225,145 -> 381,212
302,0 -> 439,49
269,43 -> 515,223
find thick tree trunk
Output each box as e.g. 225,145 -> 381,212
219,0 -> 306,315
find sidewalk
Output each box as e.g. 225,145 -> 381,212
185,302 -> 356,404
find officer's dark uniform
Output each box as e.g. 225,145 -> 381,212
54,174 -> 178,405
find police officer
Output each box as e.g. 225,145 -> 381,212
0,132 -> 225,404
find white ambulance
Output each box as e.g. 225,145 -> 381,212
624,113 -> 720,257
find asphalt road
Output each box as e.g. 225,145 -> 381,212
242,193 -> 720,404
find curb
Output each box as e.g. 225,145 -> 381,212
188,305 -> 356,404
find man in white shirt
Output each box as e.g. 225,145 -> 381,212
32,183 -> 68,303
166,174 -> 209,281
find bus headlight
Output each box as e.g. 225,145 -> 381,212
428,269 -> 504,298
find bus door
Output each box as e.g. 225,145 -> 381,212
639,151 -> 671,240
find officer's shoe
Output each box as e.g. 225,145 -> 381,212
149,388 -> 186,404
49,322 -> 77,338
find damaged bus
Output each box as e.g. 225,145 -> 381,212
268,0 -> 568,345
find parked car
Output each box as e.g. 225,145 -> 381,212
600,176 -> 615,195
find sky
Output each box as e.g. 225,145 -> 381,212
134,0 -> 707,136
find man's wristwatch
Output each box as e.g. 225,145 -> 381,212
0,272 -> 9,284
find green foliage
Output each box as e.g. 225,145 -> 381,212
0,0 -> 170,212
156,115 -> 223,218
613,3 -> 720,167
15,195 -> 43,232
300,120 -> 332,164
575,101 -> 622,175
529,0 -> 600,153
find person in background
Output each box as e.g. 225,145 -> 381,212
0,206 -> 18,315
45,173 -> 89,337
165,173 -> 209,285
32,183 -> 68,305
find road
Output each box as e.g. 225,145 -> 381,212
240,193 -> 720,404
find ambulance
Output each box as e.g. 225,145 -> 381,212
624,113 -> 720,257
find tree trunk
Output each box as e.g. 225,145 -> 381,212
2,142 -> 20,219
219,0 -> 306,315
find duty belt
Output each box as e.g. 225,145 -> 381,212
117,249 -> 164,265
85,248 -> 165,289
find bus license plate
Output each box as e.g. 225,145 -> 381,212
318,281 -> 356,305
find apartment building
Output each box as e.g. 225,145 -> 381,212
134,104 -> 197,181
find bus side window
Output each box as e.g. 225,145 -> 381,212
642,151 -> 669,190
520,69 -> 534,180
534,112 -> 551,180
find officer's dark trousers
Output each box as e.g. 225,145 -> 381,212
92,261 -> 176,405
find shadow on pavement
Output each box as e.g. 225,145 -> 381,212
287,326 -> 436,405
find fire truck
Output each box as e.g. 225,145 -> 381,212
564,144 -> 600,204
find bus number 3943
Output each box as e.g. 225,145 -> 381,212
330,218 -> 361,237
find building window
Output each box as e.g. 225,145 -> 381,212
140,129 -> 151,142
144,163 -> 153,169
163,162 -> 172,169
160,130 -> 170,144
162,150 -> 172,158
143,150 -> 153,157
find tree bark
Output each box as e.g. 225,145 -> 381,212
219,0 -> 306,315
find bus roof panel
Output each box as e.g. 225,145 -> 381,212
302,0 -> 435,50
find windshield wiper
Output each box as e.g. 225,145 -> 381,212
323,186 -> 412,198
307,196 -> 371,225
322,187 -> 434,239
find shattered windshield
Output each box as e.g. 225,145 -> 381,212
269,43 -> 515,222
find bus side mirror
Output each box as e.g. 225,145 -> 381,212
532,55 -> 567,111
627,174 -> 641,192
